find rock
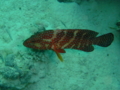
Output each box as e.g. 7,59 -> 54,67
57,0 -> 83,4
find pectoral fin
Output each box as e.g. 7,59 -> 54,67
55,49 -> 66,53
55,51 -> 64,62
52,44 -> 65,61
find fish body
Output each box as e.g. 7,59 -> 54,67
23,29 -> 114,61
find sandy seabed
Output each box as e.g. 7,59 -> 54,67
0,0 -> 120,90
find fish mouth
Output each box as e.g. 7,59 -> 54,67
23,39 -> 36,49
23,39 -> 30,47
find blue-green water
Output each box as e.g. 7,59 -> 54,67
0,0 -> 120,90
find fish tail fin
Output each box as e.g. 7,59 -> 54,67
93,33 -> 114,47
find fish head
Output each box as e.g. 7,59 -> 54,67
23,33 -> 45,50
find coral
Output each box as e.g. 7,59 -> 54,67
0,53 -> 30,90
0,50 -> 47,90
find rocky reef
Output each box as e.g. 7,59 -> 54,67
0,50 -> 47,90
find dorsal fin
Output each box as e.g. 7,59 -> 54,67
74,29 -> 99,40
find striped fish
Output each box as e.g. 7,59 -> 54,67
23,29 -> 114,62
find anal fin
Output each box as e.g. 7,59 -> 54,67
76,45 -> 94,52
